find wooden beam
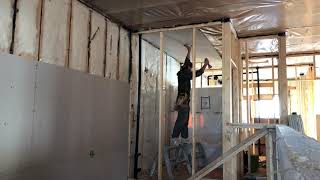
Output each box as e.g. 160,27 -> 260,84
158,31 -> 164,180
278,35 -> 288,124
191,27 -> 197,175
241,50 -> 320,59
266,131 -> 274,180
313,55 -> 317,79
272,58 -> 275,96
227,123 -> 277,129
245,41 -> 251,125
188,129 -> 269,180
222,21 -> 236,180
134,21 -> 221,34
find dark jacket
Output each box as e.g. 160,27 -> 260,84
177,67 -> 204,97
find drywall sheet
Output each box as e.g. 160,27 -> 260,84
13,0 -> 42,60
0,53 -> 129,180
33,62 -> 129,180
119,28 -> 130,82
0,53 -> 36,178
69,0 -> 90,72
89,11 -> 106,76
276,126 -> 320,179
39,0 -> 71,66
140,40 -> 160,170
105,20 -> 119,79
0,0 -> 14,53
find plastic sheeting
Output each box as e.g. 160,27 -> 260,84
192,88 -> 223,165
81,0 -> 320,36
80,0 -> 320,54
276,126 -> 320,179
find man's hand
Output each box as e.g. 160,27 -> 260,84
204,58 -> 209,65
184,44 -> 192,52
204,58 -> 212,68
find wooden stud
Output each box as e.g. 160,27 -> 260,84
158,31 -> 164,180
272,58 -> 275,96
222,22 -> 236,180
313,55 -> 316,79
278,35 -> 288,124
192,27 -> 197,175
245,41 -> 250,125
266,131 -> 274,180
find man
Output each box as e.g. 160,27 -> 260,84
171,45 -> 210,145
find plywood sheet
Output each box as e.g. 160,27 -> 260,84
105,20 -> 119,80
89,11 -> 106,76
39,0 -> 71,66
119,27 -> 130,82
13,0 -> 42,60
0,0 -> 14,53
69,0 -> 90,72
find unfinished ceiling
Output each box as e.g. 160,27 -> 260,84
80,0 -> 320,36
142,28 -> 222,67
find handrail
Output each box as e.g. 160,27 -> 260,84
188,128 -> 269,180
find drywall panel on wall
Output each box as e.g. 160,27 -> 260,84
33,62 -> 129,180
13,0 -> 42,60
0,54 -> 129,179
39,0 -> 71,66
119,27 -> 130,82
0,54 -> 36,178
105,20 -> 119,80
89,12 -> 106,76
0,0 -> 14,53
69,0 -> 90,72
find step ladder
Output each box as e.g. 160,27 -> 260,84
150,142 -> 207,179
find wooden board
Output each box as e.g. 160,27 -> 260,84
39,0 -> 71,66
222,22 -> 237,180
278,35 -> 288,124
119,27 -> 130,82
0,0 -> 14,53
13,0 -> 42,60
105,20 -> 119,80
69,0 -> 90,72
89,11 -> 106,76
128,34 -> 139,177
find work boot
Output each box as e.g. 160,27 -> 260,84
171,138 -> 180,146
